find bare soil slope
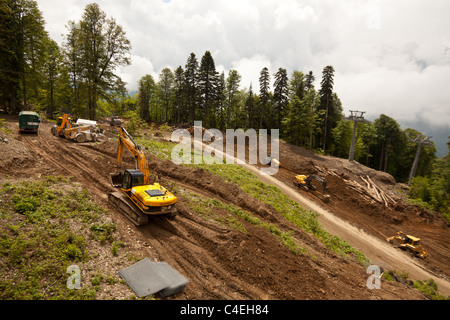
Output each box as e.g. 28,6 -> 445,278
266,140 -> 450,289
0,115 -> 442,299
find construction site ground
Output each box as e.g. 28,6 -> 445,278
1,114 -> 449,300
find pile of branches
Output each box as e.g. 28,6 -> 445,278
312,164 -> 396,208
346,175 -> 397,208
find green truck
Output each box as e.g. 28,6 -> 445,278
19,111 -> 40,133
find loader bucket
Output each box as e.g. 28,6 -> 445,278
111,172 -> 124,188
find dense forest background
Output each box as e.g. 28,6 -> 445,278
0,1 -> 448,217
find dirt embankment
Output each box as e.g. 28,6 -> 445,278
245,138 -> 450,293
0,115 -> 443,299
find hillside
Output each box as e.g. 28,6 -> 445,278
1,114 -> 449,300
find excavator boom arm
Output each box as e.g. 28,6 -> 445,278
116,127 -> 150,185
57,114 -> 72,135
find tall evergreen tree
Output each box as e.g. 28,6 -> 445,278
173,65 -> 186,124
138,74 -> 155,121
245,84 -> 256,129
225,69 -> 242,129
157,67 -> 175,123
373,114 -> 405,173
184,53 -> 198,124
288,70 -> 305,100
305,70 -> 315,91
20,0 -> 47,108
259,67 -> 270,129
217,71 -> 226,130
198,51 -> 219,127
318,65 -> 335,152
273,68 -> 288,131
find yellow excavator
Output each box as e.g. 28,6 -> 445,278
294,174 -> 330,202
109,127 -> 178,226
386,231 -> 429,259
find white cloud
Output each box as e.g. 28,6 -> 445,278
231,54 -> 273,91
37,0 -> 450,132
117,55 -> 156,91
335,65 -> 450,127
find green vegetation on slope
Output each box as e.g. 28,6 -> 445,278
0,176 -> 124,299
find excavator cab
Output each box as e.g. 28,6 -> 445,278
120,169 -> 145,190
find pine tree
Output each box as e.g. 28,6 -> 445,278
273,68 -> 288,131
259,67 -> 270,129
288,70 -> 305,100
217,71 -> 226,130
245,84 -> 256,129
225,69 -> 242,129
138,74 -> 155,121
0,0 -> 48,112
305,71 -> 315,91
184,53 -> 198,124
157,67 -> 175,123
198,51 -> 219,127
318,65 -> 335,152
173,66 -> 186,124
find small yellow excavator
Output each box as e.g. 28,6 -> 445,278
386,231 -> 429,259
109,127 -> 177,226
294,174 -> 330,202
51,114 -> 99,142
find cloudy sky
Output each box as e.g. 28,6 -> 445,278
38,0 -> 449,155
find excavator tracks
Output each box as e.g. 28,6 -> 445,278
108,191 -> 149,226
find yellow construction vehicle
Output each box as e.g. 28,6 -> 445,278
294,174 -> 330,202
386,231 -> 429,259
109,127 -> 177,226
51,114 -> 73,137
262,156 -> 280,167
51,114 -> 99,142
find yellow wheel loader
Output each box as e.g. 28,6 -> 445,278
386,231 -> 429,259
109,127 -> 178,226
51,114 -> 99,142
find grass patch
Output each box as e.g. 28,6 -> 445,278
181,189 -> 305,255
0,176 -> 122,299
136,137 -> 173,160
413,279 -> 449,300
